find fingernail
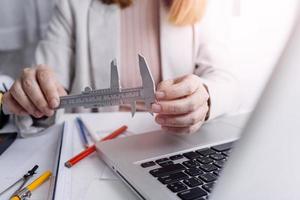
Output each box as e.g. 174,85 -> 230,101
152,104 -> 161,113
35,111 -> 43,118
43,107 -> 50,114
155,91 -> 165,99
50,98 -> 59,108
44,109 -> 54,117
156,117 -> 164,124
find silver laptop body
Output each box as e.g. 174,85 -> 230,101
96,6 -> 300,200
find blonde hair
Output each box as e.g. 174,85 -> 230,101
101,0 -> 207,26
169,0 -> 207,26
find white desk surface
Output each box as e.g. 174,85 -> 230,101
0,112 -> 250,200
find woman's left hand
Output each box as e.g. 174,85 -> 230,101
152,74 -> 210,134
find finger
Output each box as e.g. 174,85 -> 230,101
157,79 -> 175,91
155,103 -> 209,127
21,68 -> 54,116
156,75 -> 200,100
2,92 -> 28,115
155,79 -> 175,99
9,80 -> 42,117
162,120 -> 204,135
57,84 -> 67,96
36,65 -> 60,109
152,89 -> 207,115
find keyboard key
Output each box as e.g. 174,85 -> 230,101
185,168 -> 204,176
183,151 -> 201,160
202,182 -> 215,192
183,160 -> 200,168
196,148 -> 216,156
150,164 -> 186,177
210,153 -> 226,161
222,150 -> 231,157
200,164 -> 218,172
214,160 -> 225,168
156,158 -> 170,164
213,169 -> 221,176
167,182 -> 188,193
170,154 -> 184,160
211,142 -> 234,152
141,161 -> 156,168
158,172 -> 189,184
178,187 -> 207,200
199,173 -> 217,183
183,177 -> 203,187
197,157 -> 213,164
159,161 -> 174,167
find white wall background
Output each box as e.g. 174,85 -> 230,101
227,0 -> 298,113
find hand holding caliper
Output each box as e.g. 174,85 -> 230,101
2,55 -> 155,117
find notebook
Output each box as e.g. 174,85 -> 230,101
53,113 -> 160,200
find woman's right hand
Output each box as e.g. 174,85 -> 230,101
2,65 -> 67,118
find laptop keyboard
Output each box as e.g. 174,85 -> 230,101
140,141 -> 234,200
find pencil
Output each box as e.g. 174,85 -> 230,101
64,125 -> 127,168
76,117 -> 90,148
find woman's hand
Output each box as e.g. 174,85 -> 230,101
2,65 -> 67,118
152,74 -> 210,134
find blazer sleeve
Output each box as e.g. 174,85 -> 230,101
15,0 -> 76,136
194,2 -> 240,120
34,0 -> 75,91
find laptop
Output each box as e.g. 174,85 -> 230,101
95,7 -> 300,200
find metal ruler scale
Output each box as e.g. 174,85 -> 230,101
58,55 -> 155,116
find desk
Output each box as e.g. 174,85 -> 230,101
0,112 -> 250,200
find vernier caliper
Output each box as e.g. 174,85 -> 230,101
58,55 -> 156,117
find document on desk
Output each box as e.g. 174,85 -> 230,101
0,123 -> 64,200
54,113 -> 160,200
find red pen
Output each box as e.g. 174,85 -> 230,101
65,125 -> 127,168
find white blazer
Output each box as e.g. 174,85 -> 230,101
35,0 -> 240,120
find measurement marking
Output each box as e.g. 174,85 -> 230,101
58,55 -> 155,117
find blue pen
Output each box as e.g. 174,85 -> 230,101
76,117 -> 90,148
2,83 -> 8,92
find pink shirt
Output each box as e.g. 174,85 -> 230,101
120,0 -> 161,88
